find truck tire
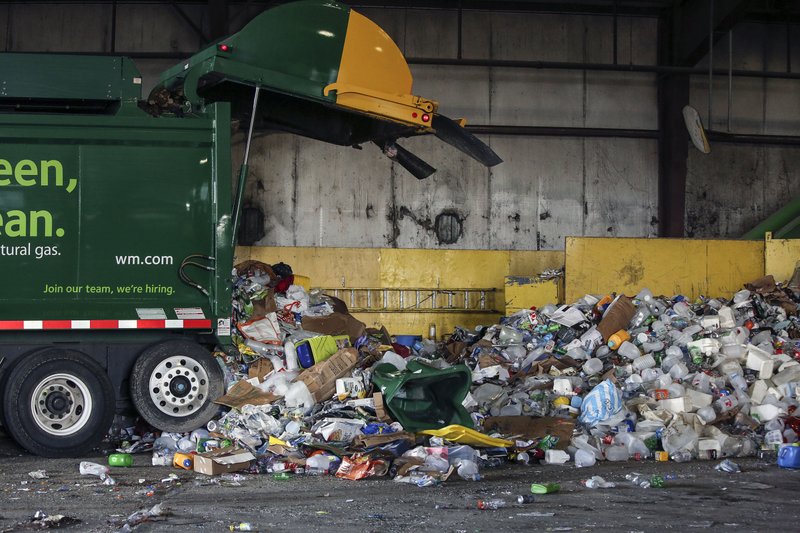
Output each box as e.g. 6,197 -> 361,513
130,340 -> 223,433
2,348 -> 115,457
0,357 -> 18,430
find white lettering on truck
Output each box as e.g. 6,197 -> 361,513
115,255 -> 174,266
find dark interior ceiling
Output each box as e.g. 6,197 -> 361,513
344,0 -> 798,22
0,1 -> 798,22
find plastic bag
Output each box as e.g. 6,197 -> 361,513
275,284 -> 310,313
238,312 -> 282,344
578,379 -> 622,427
335,454 -> 388,480
283,381 -> 315,413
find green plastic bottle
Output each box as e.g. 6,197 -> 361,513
530,482 -> 560,494
108,453 -> 133,467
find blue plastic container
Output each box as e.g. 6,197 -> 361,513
777,444 -> 800,469
394,335 -> 421,348
295,342 -> 314,369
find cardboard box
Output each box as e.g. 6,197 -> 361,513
301,313 -> 366,344
482,416 -> 574,450
294,348 -> 358,402
194,446 -> 255,475
214,380 -> 277,409
373,392 -> 391,422
597,295 -> 635,341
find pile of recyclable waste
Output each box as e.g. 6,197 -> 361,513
120,261 -> 800,482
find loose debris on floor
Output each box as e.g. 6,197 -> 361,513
89,261 -> 800,527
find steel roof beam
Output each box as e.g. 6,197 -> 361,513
672,0 -> 752,66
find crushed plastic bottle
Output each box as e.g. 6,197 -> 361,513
670,451 -> 693,463
715,459 -> 742,473
583,475 -> 615,489
79,461 -> 115,485
625,472 -> 651,488
475,499 -> 506,510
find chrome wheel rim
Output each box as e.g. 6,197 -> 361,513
30,373 -> 93,436
148,355 -> 209,417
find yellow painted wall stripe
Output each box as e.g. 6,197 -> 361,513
764,234 -> 800,285
564,237 -> 765,302
236,246 -> 564,337
236,237 -> 798,336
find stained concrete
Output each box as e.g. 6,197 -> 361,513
0,433 -> 798,532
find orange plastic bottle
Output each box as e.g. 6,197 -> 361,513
607,329 -> 631,350
173,452 -> 194,470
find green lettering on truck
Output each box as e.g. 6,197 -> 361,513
14,160 -> 37,186
0,159 -> 10,185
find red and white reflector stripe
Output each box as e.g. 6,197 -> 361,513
0,319 -> 212,331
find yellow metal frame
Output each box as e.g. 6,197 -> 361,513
327,9 -> 437,128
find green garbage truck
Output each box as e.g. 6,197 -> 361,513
0,0 -> 500,457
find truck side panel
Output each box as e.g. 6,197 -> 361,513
0,113 -> 227,325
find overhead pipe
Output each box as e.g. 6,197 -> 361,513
465,125 -> 800,146
406,56 -> 800,79
465,125 -> 658,139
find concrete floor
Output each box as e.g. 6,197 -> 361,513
0,432 -> 798,532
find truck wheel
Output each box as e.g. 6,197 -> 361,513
2,348 -> 115,457
0,357 -> 18,430
130,340 -> 223,433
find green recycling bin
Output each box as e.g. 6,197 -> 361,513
371,360 -> 473,432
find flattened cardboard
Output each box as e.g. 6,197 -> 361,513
597,295 -> 635,341
373,392 -> 392,422
252,288 -> 277,317
194,446 -> 255,475
482,416 -> 575,450
248,358 -> 274,382
352,431 -> 416,449
214,380 -> 277,409
302,313 -> 366,344
294,348 -> 358,402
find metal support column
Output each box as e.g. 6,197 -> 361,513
657,10 -> 690,237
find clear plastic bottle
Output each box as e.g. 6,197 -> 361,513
625,472 -> 651,488
475,499 -> 507,510
583,475 -> 615,489
651,320 -> 667,338
605,445 -> 630,462
714,394 -> 739,414
617,341 -> 641,360
630,307 -> 650,328
574,448 -> 597,467
79,461 -> 109,477
729,373 -> 748,392
582,357 -> 603,376
670,450 -> 692,462
284,340 -> 299,371
245,338 -> 284,357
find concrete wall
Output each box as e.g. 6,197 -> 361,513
3,4 -> 798,247
242,8 -> 661,250
687,23 -> 800,238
